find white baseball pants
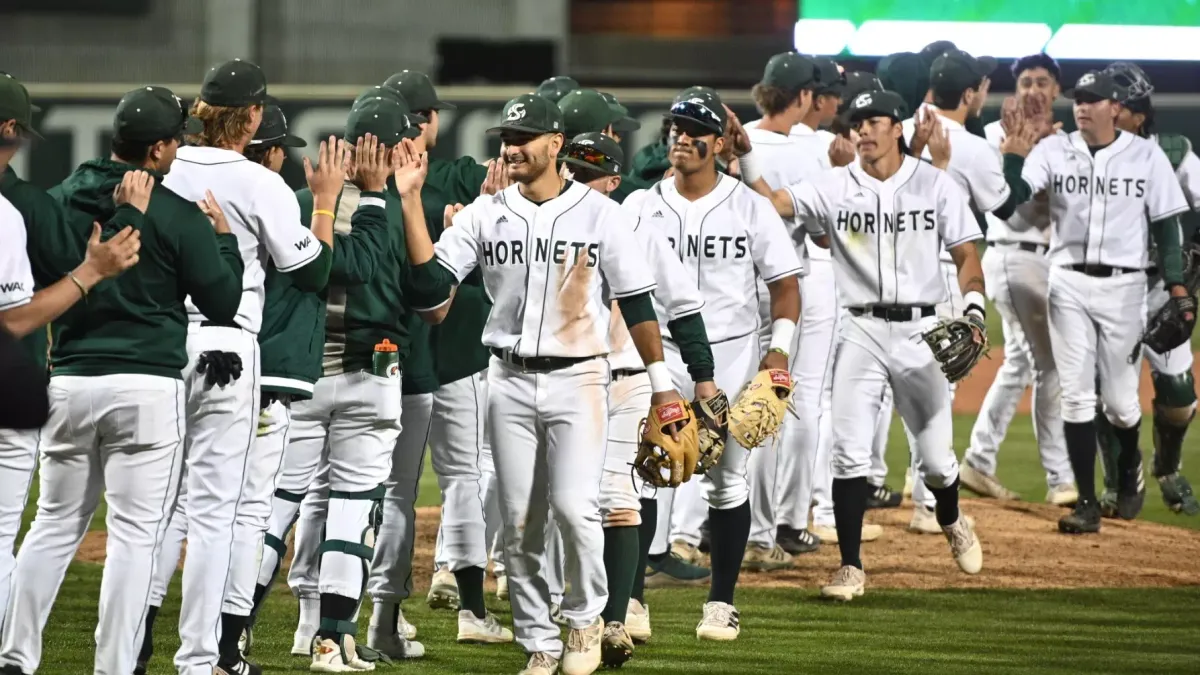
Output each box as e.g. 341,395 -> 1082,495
368,392 -> 434,604
966,245 -> 1072,487
428,372 -> 492,573
489,356 -> 609,655
176,325 -> 260,675
0,375 -> 184,675
1048,267 -> 1146,426
0,427 -> 38,634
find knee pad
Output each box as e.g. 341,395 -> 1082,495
318,486 -> 385,600
1152,372 -> 1197,425
603,508 -> 641,528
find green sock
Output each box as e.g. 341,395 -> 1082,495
1095,411 -> 1122,493
601,526 -> 640,624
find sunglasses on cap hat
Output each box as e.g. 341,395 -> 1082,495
563,144 -> 621,175
667,100 -> 724,137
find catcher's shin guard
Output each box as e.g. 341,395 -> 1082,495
1150,372 -> 1197,478
318,487 -> 384,625
250,488 -> 305,626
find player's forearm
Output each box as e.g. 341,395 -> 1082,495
400,192 -> 435,266
308,193 -> 336,248
619,292 -> 665,366
1001,154 -> 1033,206
409,261 -> 458,324
0,263 -> 101,338
950,242 -> 987,307
1150,216 -> 1186,287
665,312 -> 714,382
766,276 -> 801,323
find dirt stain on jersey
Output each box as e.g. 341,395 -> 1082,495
554,250 -> 603,353
607,300 -> 631,354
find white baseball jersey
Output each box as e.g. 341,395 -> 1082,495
0,195 -> 33,312
983,120 -> 1055,246
743,119 -> 835,261
164,146 -> 320,333
607,223 -> 705,371
433,181 -> 656,358
1154,134 -> 1200,211
1020,131 -> 1190,269
788,155 -> 982,307
621,173 -> 803,342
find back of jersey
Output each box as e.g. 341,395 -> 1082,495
745,122 -> 833,262
164,145 -> 319,333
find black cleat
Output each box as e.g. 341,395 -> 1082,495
866,483 -> 903,509
1158,474 -> 1200,516
215,656 -> 263,675
1058,498 -> 1102,534
775,525 -> 821,554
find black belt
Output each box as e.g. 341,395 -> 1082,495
1146,266 -> 1159,277
995,241 -> 1047,255
200,320 -> 239,328
849,305 -> 936,322
612,368 -> 646,380
490,348 -> 596,373
1066,264 -> 1140,278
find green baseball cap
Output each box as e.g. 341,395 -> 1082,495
761,52 -> 820,94
599,91 -> 641,132
354,86 -> 428,127
345,97 -> 421,145
665,89 -> 727,137
561,132 -> 625,177
930,49 -> 997,93
382,70 -> 456,111
837,71 -> 884,115
250,104 -> 306,148
920,40 -> 958,68
488,94 -> 565,135
558,89 -> 624,137
535,76 -> 580,104
673,85 -> 719,105
876,52 -> 929,117
200,59 -> 268,107
113,86 -> 203,143
843,89 -> 908,124
0,72 -> 41,140
1067,70 -> 1129,103
813,57 -> 845,96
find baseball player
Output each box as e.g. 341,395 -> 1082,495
558,88 -> 651,204
161,59 -> 335,675
963,53 -> 1077,506
742,89 -> 985,599
400,93 -> 684,675
536,75 -> 581,104
1094,62 -> 1200,516
624,89 -> 803,640
0,85 -> 243,675
999,69 -> 1193,534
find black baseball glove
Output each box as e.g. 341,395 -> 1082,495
196,351 -> 244,389
691,389 -> 729,474
922,314 -> 988,383
1137,293 -> 1197,359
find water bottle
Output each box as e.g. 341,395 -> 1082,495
373,339 -> 400,379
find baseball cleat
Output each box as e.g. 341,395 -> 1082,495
216,656 -> 263,675
600,621 -> 635,668
1116,453 -> 1146,520
820,565 -> 866,601
365,629 -> 425,660
1098,489 -> 1119,518
670,540 -> 704,565
1158,474 -> 1200,515
959,463 -> 1021,500
1046,483 -> 1079,507
561,617 -> 604,675
495,573 -> 509,600
866,483 -> 903,509
625,599 -> 652,643
696,601 -> 740,641
394,608 -> 417,640
238,624 -> 253,656
133,664 -> 147,675
518,652 -> 560,675
1058,498 -> 1102,534
426,568 -> 459,610
776,525 -> 821,554
644,552 -> 710,587
909,505 -> 975,535
310,635 -> 375,672
698,521 -> 711,554
810,522 -> 883,544
741,543 -> 795,572
456,610 -> 514,644
942,517 -> 983,574
292,624 -> 317,656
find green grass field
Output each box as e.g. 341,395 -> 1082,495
23,407 -> 1200,674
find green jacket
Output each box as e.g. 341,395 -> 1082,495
49,158 -> 244,378
422,157 -> 492,387
259,188 -> 393,398
0,166 -> 86,373
630,140 -> 670,186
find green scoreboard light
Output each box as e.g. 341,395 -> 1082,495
795,1 -> 1200,60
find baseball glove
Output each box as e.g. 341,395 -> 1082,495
728,369 -> 793,450
1136,293 -> 1197,359
691,390 -> 729,474
634,399 -> 700,489
922,315 -> 988,383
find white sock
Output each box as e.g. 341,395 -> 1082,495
298,595 -> 320,630
370,600 -> 396,630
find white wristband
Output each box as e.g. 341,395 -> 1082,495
646,361 -> 674,393
768,318 -> 797,356
964,290 -> 986,318
738,149 -> 762,184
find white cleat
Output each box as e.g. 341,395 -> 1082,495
810,522 -> 883,544
695,601 -> 740,641
519,652 -> 561,675
310,635 -> 375,672
292,625 -> 317,656
625,599 -> 651,643
426,568 -> 459,610
1046,482 -> 1079,507
561,617 -> 604,675
960,463 -> 1021,500
457,610 -> 514,644
943,517 -> 983,574
366,629 -> 425,660
910,505 -> 975,535
820,565 -> 866,601
495,573 -> 509,600
670,539 -> 704,565
238,625 -> 253,657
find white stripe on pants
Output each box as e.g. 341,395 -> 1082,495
0,427 -> 39,635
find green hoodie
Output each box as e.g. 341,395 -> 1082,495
50,158 -> 244,378
630,140 -> 671,186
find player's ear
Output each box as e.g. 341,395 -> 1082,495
548,133 -> 564,156
713,134 -> 726,155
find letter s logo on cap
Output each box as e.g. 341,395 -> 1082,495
506,103 -> 526,121
853,92 -> 873,109
1077,73 -> 1095,87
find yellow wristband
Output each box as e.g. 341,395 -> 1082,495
67,272 -> 88,300
312,209 -> 335,219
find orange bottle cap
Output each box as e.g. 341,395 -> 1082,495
375,339 -> 398,352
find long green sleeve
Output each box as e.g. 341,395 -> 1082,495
283,243 -> 331,292
179,226 -> 246,324
1151,216 -> 1186,286
409,259 -> 458,310
1002,154 -> 1033,206
666,312 -> 715,382
617,291 -> 655,326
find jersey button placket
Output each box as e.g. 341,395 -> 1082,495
878,185 -> 897,306
523,211 -> 549,356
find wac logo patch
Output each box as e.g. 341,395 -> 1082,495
0,282 -> 25,294
294,238 -> 311,251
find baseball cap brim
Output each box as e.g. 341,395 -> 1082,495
486,123 -> 557,135
281,134 -> 307,147
430,99 -> 457,111
14,120 -> 43,141
560,155 -> 619,177
974,55 -> 998,75
405,112 -> 430,125
612,116 -> 641,132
